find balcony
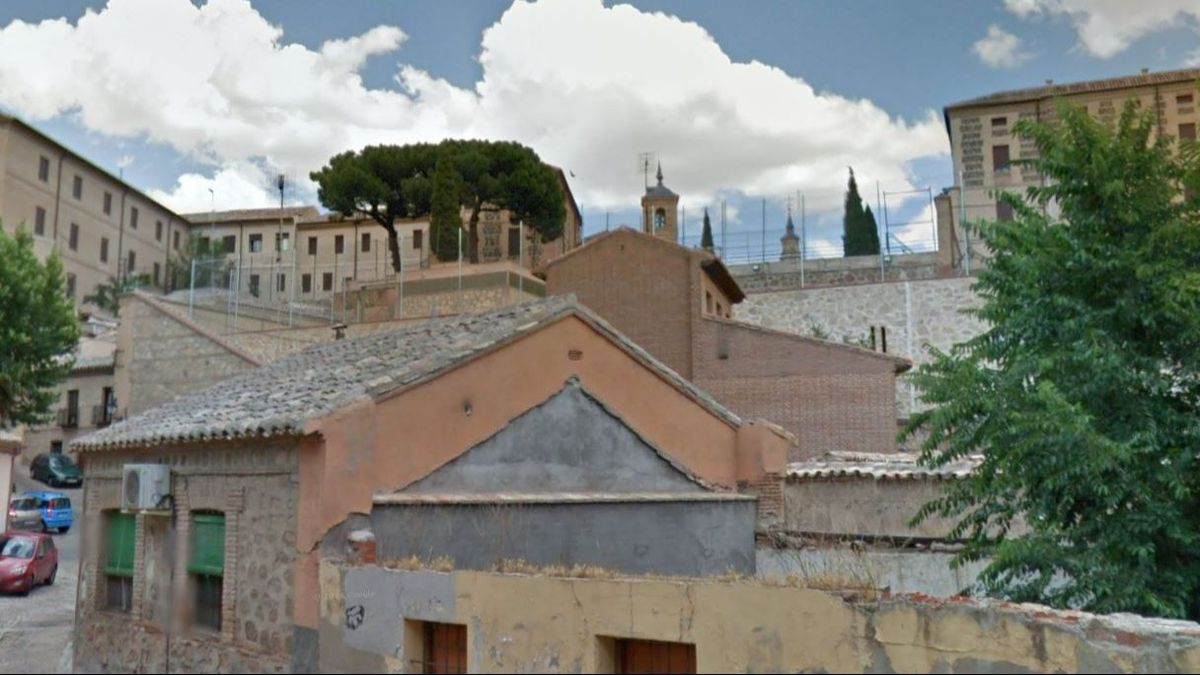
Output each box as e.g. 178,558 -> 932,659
57,407 -> 79,429
91,404 -> 113,428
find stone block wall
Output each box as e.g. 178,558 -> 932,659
729,252 -> 949,293
73,441 -> 299,674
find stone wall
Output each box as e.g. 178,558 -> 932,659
729,252 -> 951,293
318,564 -> 1200,673
755,547 -> 988,598
73,440 -> 299,674
736,276 -> 985,419
334,272 -> 544,324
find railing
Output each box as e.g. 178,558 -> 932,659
91,404 -> 113,427
57,407 -> 79,429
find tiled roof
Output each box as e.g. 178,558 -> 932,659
73,295 -> 742,451
945,67 -> 1200,110
786,452 -> 981,481
181,206 -> 321,224
373,492 -> 754,505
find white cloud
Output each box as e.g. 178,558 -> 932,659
1005,0 -> 1200,59
972,25 -> 1032,69
1187,48 -> 1200,67
148,161 -> 279,213
0,0 -> 947,214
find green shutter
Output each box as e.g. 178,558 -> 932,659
104,512 -> 135,577
188,513 -> 225,576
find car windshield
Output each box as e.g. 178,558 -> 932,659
10,498 -> 39,510
50,457 -> 77,470
51,498 -> 71,509
0,538 -> 35,559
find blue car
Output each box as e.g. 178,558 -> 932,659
23,492 -> 73,534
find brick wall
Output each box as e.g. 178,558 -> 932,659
544,231 -> 696,378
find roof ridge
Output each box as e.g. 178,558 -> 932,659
699,315 -> 912,372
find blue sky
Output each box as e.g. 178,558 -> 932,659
1,0 -> 1197,257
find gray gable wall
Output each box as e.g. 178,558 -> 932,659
402,380 -> 706,493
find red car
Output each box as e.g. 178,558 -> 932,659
0,532 -> 57,595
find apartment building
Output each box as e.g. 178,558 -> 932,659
0,114 -> 187,308
939,67 -> 1200,252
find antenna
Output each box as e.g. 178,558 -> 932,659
636,152 -> 657,190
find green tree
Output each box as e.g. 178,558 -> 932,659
83,274 -> 152,317
902,101 -> 1200,619
430,153 -> 464,262
842,168 -> 880,256
166,233 -> 231,293
310,140 -> 565,269
0,225 -> 80,427
700,208 -> 715,252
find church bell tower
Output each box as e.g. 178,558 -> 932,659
641,163 -> 679,242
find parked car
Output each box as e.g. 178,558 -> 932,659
30,453 -> 83,488
0,532 -> 57,595
24,492 -> 73,534
6,496 -> 42,532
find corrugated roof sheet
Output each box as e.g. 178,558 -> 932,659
787,452 -> 982,481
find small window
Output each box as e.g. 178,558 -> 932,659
1180,123 -> 1196,142
361,232 -> 371,252
335,234 -> 344,255
1178,93 -> 1194,105
130,207 -> 139,229
127,250 -> 136,273
156,220 -> 163,242
277,273 -> 286,293
189,512 -> 225,632
69,222 -> 79,251
249,274 -> 260,298
222,235 -> 236,254
276,232 -> 290,252
996,200 -> 1015,222
992,144 -> 1011,172
50,441 -> 63,455
705,291 -> 713,314
308,236 -> 317,256
413,230 -> 423,250
508,227 -> 520,259
72,175 -> 83,200
302,273 -> 312,294
105,512 -> 135,613
249,234 -> 263,253
322,272 -> 333,291
37,156 -> 50,183
66,273 -> 76,301
991,116 -> 1007,127
103,192 -> 112,216
34,206 -> 46,236
100,237 -> 109,264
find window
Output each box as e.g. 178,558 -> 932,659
34,206 -> 46,236
153,262 -> 161,287
130,207 -> 139,229
173,230 -> 181,251
705,291 -> 713,314
653,208 -> 666,230
611,638 -> 696,674
65,274 -> 76,302
222,235 -> 236,254
307,236 -> 317,256
992,144 -> 1011,172
508,227 -> 520,259
103,192 -> 112,216
189,512 -> 225,632
413,230 -> 423,250
361,232 -> 371,252
69,222 -> 79,251
1178,93 -> 1194,105
302,273 -> 312,294
410,622 -> 467,674
127,250 -> 136,273
275,232 -> 290,252
249,234 -> 263,253
277,273 -> 286,293
991,116 -> 1007,127
322,272 -> 333,292
1180,123 -> 1196,142
156,220 -> 163,242
37,156 -> 50,183
335,234 -> 344,255
72,175 -> 83,200
249,274 -> 260,297
100,237 -> 109,264
996,200 -> 1014,222
104,512 -> 135,612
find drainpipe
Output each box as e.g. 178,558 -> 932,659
117,189 -> 128,281
51,153 -> 64,246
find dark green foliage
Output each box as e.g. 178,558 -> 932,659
430,154 -> 463,262
842,168 -> 880,256
310,140 -> 565,268
83,274 -> 151,317
701,208 -> 714,251
0,225 -> 80,427
902,100 -> 1200,619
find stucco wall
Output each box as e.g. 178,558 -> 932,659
319,565 -> 1200,674
736,276 -> 985,418
784,476 -> 963,540
74,441 -> 299,674
755,547 -> 988,598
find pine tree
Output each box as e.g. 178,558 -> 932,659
700,208 -> 714,252
429,154 -> 463,262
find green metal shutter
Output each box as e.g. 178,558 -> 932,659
188,513 -> 225,576
104,512 -> 135,577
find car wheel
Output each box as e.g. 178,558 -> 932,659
46,566 -> 57,586
18,575 -> 32,596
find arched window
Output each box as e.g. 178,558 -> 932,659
653,208 -> 667,230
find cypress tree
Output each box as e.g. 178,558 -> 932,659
701,208 -> 715,252
863,204 -> 881,255
843,168 -> 880,256
430,154 -> 463,262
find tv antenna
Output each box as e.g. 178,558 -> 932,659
637,152 -> 657,190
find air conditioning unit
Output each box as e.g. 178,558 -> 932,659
122,464 -> 172,512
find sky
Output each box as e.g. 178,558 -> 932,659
0,0 -> 1198,258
